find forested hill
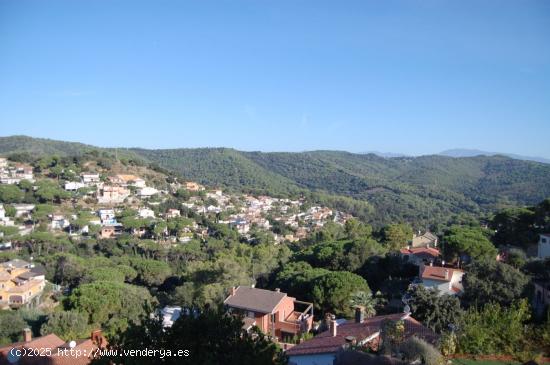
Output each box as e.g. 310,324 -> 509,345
0,135 -> 97,156
1,135 -> 550,226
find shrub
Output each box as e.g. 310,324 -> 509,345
399,336 -> 444,365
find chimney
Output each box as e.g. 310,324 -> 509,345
330,320 -> 338,337
275,288 -> 280,292
23,328 -> 32,342
355,306 -> 364,323
91,330 -> 102,345
444,269 -> 449,280
344,336 -> 356,345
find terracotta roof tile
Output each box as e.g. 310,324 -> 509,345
0,334 -> 65,365
400,247 -> 440,258
286,314 -> 439,357
420,266 -> 463,282
0,334 -> 106,365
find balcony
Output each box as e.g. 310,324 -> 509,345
274,300 -> 314,336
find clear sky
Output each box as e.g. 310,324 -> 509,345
1,0 -> 549,157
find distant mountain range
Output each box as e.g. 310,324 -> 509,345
361,151 -> 409,158
1,135 -> 550,227
363,149 -> 550,165
438,149 -> 550,165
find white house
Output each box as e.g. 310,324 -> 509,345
81,173 -> 101,185
12,204 -> 35,218
64,181 -> 86,191
0,241 -> 12,250
229,218 -> 250,234
419,265 -> 464,296
537,234 -> 550,259
132,178 -> 146,188
138,187 -> 158,198
206,205 -> 222,214
50,215 -> 70,230
138,208 -> 155,219
160,306 -> 182,327
98,209 -> 115,222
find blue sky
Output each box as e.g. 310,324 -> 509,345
1,0 -> 549,157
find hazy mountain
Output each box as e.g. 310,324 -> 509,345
439,148 -> 550,165
1,135 -> 550,226
361,151 -> 409,158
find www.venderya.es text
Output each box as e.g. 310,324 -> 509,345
94,348 -> 190,358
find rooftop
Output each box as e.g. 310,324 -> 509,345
400,247 -> 440,258
0,332 -> 106,365
420,266 -> 463,282
224,286 -> 287,314
286,314 -> 438,357
1,259 -> 30,269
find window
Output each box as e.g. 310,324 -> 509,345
542,238 -> 548,244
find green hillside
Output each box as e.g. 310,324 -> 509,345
131,147 -> 301,196
0,135 -> 97,156
1,135 -> 549,227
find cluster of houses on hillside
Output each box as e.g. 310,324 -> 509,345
0,155 -> 357,247
0,158 -> 34,185
64,172 -> 160,203
188,191 -> 353,242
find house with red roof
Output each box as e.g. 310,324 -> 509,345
400,246 -> 440,266
0,328 -> 106,365
419,264 -> 464,296
224,286 -> 314,343
286,312 -> 438,365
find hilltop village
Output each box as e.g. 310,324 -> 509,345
0,155 -> 351,247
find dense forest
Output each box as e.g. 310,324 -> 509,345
2,135 -> 550,228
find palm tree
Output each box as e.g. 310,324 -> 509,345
349,291 -> 377,318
